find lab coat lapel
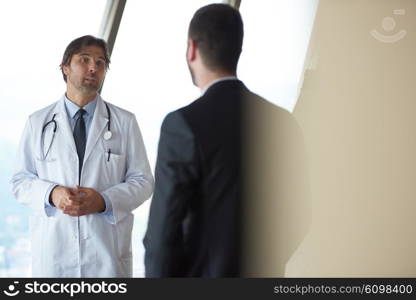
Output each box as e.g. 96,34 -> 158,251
83,96 -> 108,165
55,96 -> 77,154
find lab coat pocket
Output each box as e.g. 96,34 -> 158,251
29,215 -> 45,276
103,152 -> 126,183
34,157 -> 58,180
35,157 -> 57,163
115,214 -> 134,276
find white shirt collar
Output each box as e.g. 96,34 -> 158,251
201,76 -> 238,96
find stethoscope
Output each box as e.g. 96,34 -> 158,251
41,102 -> 112,160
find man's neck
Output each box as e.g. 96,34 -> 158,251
198,71 -> 237,92
66,89 -> 97,108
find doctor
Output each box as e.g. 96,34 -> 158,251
11,35 -> 154,277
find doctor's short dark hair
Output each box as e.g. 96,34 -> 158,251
60,35 -> 111,82
188,3 -> 243,73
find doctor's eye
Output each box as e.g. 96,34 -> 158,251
80,56 -> 90,64
96,60 -> 105,68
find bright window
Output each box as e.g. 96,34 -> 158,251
238,0 -> 318,112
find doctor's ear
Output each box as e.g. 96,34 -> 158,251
61,64 -> 70,76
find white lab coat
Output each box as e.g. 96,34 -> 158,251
11,95 -> 154,277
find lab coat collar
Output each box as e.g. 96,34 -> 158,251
83,95 -> 108,168
53,96 -> 77,155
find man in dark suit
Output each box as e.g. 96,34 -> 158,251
143,3 -> 309,277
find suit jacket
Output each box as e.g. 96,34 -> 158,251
143,80 -> 308,277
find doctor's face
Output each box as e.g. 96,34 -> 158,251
63,45 -> 107,94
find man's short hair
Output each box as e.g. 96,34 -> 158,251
188,4 -> 243,73
60,35 -> 111,82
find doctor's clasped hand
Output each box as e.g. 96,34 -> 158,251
50,186 -> 105,217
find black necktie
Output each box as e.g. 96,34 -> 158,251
74,109 -> 86,181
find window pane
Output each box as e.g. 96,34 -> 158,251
238,0 -> 319,111
0,0 -> 106,277
101,0 -> 221,277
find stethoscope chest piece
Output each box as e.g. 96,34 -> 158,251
104,130 -> 112,140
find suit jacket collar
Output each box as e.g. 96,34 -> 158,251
202,79 -> 246,98
201,76 -> 239,96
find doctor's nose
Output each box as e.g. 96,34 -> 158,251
88,62 -> 97,73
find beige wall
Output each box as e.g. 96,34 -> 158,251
243,96 -> 310,277
288,0 -> 416,276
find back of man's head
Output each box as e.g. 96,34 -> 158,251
188,4 -> 243,74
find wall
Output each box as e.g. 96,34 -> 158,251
288,0 -> 416,276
